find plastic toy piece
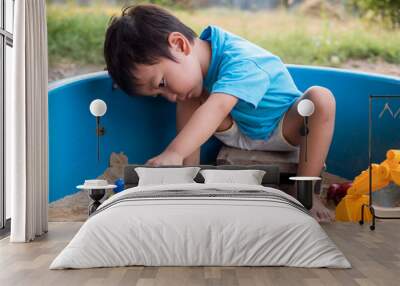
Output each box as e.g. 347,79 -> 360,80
336,149 -> 400,222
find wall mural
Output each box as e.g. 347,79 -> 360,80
49,152 -> 128,222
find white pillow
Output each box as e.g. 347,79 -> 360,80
135,167 -> 201,186
200,169 -> 266,185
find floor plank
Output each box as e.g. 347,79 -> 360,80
1,221 -> 400,286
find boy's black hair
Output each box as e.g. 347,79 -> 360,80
104,4 -> 198,96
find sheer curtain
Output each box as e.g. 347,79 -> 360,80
7,0 -> 48,242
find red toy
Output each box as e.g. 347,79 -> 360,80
327,182 -> 353,205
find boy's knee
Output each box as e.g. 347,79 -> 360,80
306,86 -> 334,101
305,86 -> 336,120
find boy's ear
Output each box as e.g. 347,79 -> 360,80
168,32 -> 191,56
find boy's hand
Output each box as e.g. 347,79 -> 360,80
145,149 -> 183,166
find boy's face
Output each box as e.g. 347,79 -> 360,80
133,32 -> 204,103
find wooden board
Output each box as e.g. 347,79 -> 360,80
1,221 -> 400,286
216,146 -> 299,174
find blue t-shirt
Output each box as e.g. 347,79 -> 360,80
200,25 -> 302,140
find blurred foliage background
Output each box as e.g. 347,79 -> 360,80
46,0 -> 400,79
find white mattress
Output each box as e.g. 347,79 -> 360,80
50,183 -> 351,269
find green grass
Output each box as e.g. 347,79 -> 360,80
47,5 -> 111,65
47,4 -> 400,67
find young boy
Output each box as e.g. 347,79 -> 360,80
104,4 -> 336,222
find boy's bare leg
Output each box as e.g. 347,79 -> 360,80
282,86 -> 336,222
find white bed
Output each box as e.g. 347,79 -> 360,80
50,183 -> 351,269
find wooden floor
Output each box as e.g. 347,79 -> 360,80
1,221 -> 399,286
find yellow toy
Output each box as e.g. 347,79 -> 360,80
336,149 -> 400,222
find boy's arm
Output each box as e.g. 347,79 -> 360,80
170,92 -> 237,158
162,93 -> 237,162
176,97 -> 201,165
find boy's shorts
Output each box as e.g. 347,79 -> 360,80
214,112 -> 299,152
